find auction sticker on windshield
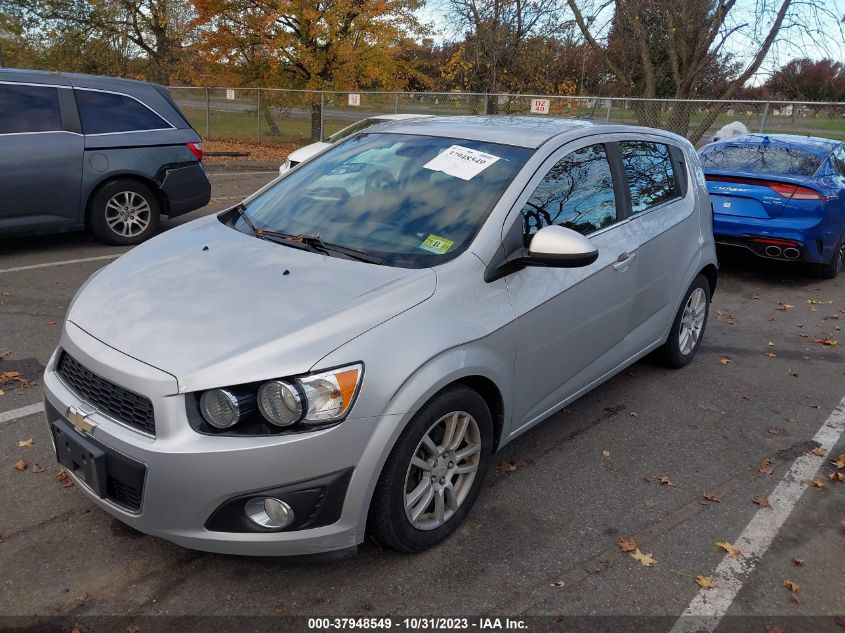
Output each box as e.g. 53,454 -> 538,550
423,145 -> 501,181
420,234 -> 455,254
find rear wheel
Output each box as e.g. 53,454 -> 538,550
89,179 -> 160,245
815,239 -> 844,279
369,386 -> 493,552
657,274 -> 710,368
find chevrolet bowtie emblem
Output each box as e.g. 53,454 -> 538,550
67,403 -> 97,434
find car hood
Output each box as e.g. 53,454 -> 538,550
67,216 -> 436,393
288,142 -> 331,164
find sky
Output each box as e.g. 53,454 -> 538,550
415,0 -> 845,84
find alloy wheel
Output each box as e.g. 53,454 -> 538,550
679,287 -> 707,355
403,411 -> 482,531
105,191 -> 152,238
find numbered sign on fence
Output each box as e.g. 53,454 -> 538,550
348,93 -> 361,107
226,89 -> 235,101
530,98 -> 550,115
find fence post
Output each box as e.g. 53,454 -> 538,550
320,92 -> 325,140
605,99 -> 612,122
759,101 -> 771,133
256,89 -> 261,144
204,87 -> 210,138
483,94 -> 488,116
394,92 -> 400,114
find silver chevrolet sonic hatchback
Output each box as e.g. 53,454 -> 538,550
44,117 -> 717,556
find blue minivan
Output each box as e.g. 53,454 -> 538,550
0,69 -> 211,245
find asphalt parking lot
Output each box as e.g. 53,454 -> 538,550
1,164 -> 843,632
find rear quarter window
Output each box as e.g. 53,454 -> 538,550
75,89 -> 172,135
0,84 -> 62,134
700,144 -> 823,177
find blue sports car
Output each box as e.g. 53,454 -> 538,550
700,133 -> 845,278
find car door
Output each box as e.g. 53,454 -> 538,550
615,138 -> 697,350
0,82 -> 84,231
503,139 -> 639,432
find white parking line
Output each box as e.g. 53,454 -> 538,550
0,254 -> 121,274
0,402 -> 45,424
669,396 -> 845,633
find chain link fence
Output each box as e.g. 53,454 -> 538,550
169,87 -> 845,149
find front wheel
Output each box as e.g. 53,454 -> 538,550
369,386 -> 493,552
657,274 -> 711,368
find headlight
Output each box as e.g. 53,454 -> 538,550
298,364 -> 362,423
194,363 -> 363,434
199,388 -> 255,428
257,380 -> 302,427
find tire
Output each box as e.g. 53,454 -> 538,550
88,179 -> 160,245
369,385 -> 493,553
657,274 -> 711,369
814,239 -> 844,279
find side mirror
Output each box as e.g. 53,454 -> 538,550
524,225 -> 599,268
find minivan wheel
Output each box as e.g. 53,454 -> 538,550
657,274 -> 710,369
815,239 -> 844,279
89,179 -> 160,245
369,385 -> 493,552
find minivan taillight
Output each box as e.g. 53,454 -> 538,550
187,142 -> 203,161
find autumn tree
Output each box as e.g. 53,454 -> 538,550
566,0 -> 843,142
768,58 -> 845,102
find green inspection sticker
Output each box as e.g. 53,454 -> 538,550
420,234 -> 455,255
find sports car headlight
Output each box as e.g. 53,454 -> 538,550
298,364 -> 363,423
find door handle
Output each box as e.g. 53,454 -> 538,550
612,251 -> 637,271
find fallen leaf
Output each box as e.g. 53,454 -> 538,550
630,411 -> 638,417
726,317 -> 737,325
806,478 -> 824,489
829,471 -> 844,482
792,557 -> 804,566
806,298 -> 832,305
71,627 -> 81,633
47,320 -> 56,326
715,541 -> 742,558
14,458 -> 27,471
659,474 -> 675,486
811,447 -> 825,457
753,496 -> 771,509
702,492 -> 721,502
643,475 -> 653,483
601,450 -> 610,459
75,591 -> 89,601
56,468 -> 74,487
695,575 -> 716,589
30,463 -> 45,473
759,458 -> 774,476
16,438 -> 33,447
814,338 -> 838,346
765,352 -> 777,357
752,294 -> 760,300
831,454 -> 845,469
764,626 -> 786,633
0,389 -> 4,396
719,357 -> 732,365
618,537 -> 637,552
783,579 -> 800,603
549,580 -> 566,588
768,341 -> 775,347
630,548 -> 656,567
789,370 -> 800,377
768,427 -> 783,435
777,303 -> 794,311
496,459 -> 523,473
127,625 -> 141,633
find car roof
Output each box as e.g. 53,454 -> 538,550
378,115 -> 654,149
0,67 -> 166,94
704,133 -> 841,158
371,114 -> 436,121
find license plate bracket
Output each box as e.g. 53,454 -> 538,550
50,417 -> 108,498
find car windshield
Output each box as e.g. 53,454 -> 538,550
238,133 -> 532,268
700,143 -> 823,177
325,118 -> 389,142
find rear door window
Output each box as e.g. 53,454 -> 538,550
75,89 -> 171,134
0,84 -> 62,134
620,141 -> 680,214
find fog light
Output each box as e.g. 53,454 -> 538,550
244,497 -> 294,529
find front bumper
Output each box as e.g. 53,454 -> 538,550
713,212 -> 827,263
42,323 -> 386,556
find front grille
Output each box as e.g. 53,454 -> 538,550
57,351 -> 156,435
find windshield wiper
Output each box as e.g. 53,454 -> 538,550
233,205 -> 382,264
